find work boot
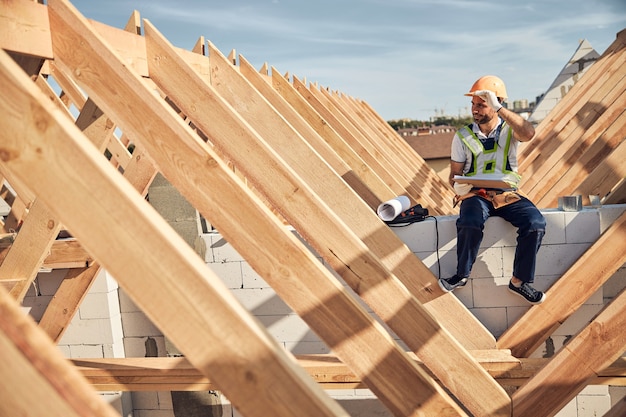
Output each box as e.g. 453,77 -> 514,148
508,280 -> 546,305
438,275 -> 468,293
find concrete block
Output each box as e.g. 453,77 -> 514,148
60,316 -> 118,345
543,209 -> 566,245
22,295 -> 53,322
470,307 -> 508,337
89,270 -> 119,293
449,281 -> 474,308
207,260 -> 243,289
554,397 -> 578,417
118,288 -> 141,313
209,234 -> 245,262
35,268 -> 66,296
256,314 -> 320,344
391,217 -> 438,252
103,342 -> 125,359
580,385 -> 608,395
231,287 -> 292,316
68,343 -> 104,358
80,292 -> 120,319
287,340 -> 332,354
556,303 -> 604,336
131,391 -> 160,411
135,410 -> 174,417
577,392 -> 611,417
241,261 -> 270,289
473,277 -> 522,308
506,305 -> 532,328
599,204 -> 626,233
56,344 -> 71,358
534,243 -> 590,276
123,336 -> 167,358
156,392 -> 173,410
564,209 -> 601,243
415,249 -> 457,279
603,266 -> 626,301
481,217 -> 518,248
470,246 -> 504,278
121,311 -> 161,337
609,386 -> 626,407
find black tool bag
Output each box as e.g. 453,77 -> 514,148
384,204 -> 429,226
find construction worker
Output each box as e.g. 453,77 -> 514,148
438,75 -> 546,304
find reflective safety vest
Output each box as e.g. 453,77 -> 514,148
456,122 -> 519,180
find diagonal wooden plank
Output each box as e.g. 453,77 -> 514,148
511,286 -> 626,417
183,36 -> 495,352
148,25 -> 507,417
38,263 -> 101,343
519,30 -> 626,173
290,74 -> 423,206
577,135 -> 626,203
236,56 -> 383,210
526,70 -> 626,204
0,285 -> 120,417
267,65 -> 398,204
330,90 -> 455,212
45,3 -> 465,415
127,17 -> 468,417
497,209 -> 626,357
219,50 -> 495,350
0,0 -> 53,59
536,107 -> 626,207
298,78 -> 440,213
2,38 -> 346,417
0,198 -> 62,301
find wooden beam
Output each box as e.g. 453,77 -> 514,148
511,287 -> 626,417
45,2 -> 466,415
147,24 -> 508,417
497,209 -> 626,357
71,353 -> 626,392
267,64 -> 397,205
574,126 -> 626,203
205,44 -> 496,350
158,28 -> 497,354
537,101 -> 626,207
38,263 -> 102,342
237,56 -> 383,211
0,286 -> 120,417
141,19 -> 471,417
0,198 -> 62,301
2,16 -> 346,417
0,0 -> 53,59
531,76 -> 626,207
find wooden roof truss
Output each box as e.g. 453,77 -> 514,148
0,1 -> 625,416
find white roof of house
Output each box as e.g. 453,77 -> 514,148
529,39 -> 600,124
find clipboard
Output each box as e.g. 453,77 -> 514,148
453,175 -> 518,189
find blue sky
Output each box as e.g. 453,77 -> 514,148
67,0 -> 626,121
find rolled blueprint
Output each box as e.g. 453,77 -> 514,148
377,195 -> 410,221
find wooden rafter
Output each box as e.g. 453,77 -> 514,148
148,27 -> 507,416
498,207 -> 626,357
44,2 -> 469,415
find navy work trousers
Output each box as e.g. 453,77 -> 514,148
456,195 -> 546,283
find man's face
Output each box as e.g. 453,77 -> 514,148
471,96 -> 495,125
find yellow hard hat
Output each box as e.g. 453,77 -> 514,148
464,75 -> 508,99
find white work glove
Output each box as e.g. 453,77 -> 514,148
474,89 -> 503,112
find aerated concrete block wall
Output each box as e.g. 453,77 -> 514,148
22,204 -> 626,417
